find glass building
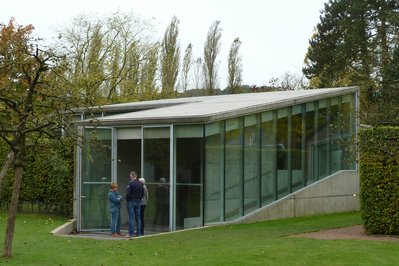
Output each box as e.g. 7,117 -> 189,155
74,87 -> 358,233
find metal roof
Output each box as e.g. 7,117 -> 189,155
77,87 -> 358,126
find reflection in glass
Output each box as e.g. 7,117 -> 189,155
291,105 -> 305,192
143,127 -> 170,232
305,102 -> 316,185
318,99 -> 330,178
205,122 -> 224,223
244,115 -> 260,214
225,118 -> 243,221
81,128 -> 112,229
277,108 -> 289,198
261,111 -> 276,205
175,125 -> 203,229
116,128 -> 141,231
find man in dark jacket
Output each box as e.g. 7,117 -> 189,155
126,171 -> 144,237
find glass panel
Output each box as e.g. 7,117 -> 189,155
116,128 -> 141,232
329,98 -> 342,173
277,108 -> 289,198
244,115 -> 260,214
204,122 -> 224,223
341,94 -> 356,169
175,125 -> 203,230
81,128 -> 112,230
318,99 -> 330,178
225,118 -> 243,221
305,102 -> 316,185
291,105 -> 305,192
261,111 -> 276,205
143,127 -> 170,233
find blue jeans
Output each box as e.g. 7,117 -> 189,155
127,200 -> 141,236
110,207 -> 121,234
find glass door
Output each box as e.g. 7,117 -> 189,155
80,128 -> 113,230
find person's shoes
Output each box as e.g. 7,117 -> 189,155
124,234 -> 133,238
111,233 -> 120,237
117,233 -> 123,236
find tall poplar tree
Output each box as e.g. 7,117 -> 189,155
203,21 -> 222,95
180,43 -> 193,92
227,38 -> 243,94
160,16 -> 180,98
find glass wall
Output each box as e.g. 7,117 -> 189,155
291,105 -> 305,192
224,118 -> 243,221
261,111 -> 276,205
81,128 -> 112,230
174,125 -> 203,229
243,115 -> 260,214
143,127 -> 170,232
202,92 -> 356,226
277,108 -> 290,198
341,94 -> 356,170
317,99 -> 330,179
330,97 -> 342,173
116,128 -> 141,230
305,102 -> 316,185
204,121 -> 224,223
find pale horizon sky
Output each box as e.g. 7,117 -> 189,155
2,0 -> 327,89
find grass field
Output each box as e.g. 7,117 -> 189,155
0,211 -> 398,265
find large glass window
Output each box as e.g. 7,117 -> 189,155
318,99 -> 330,178
243,115 -> 260,214
225,118 -> 243,221
143,127 -> 170,232
116,128 -> 141,231
277,108 -> 289,198
204,122 -> 224,223
261,111 -> 276,205
329,97 -> 342,173
174,125 -> 203,230
81,128 -> 112,230
291,105 -> 305,192
305,102 -> 316,185
341,94 -> 356,170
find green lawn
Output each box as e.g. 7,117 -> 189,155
0,211 -> 398,265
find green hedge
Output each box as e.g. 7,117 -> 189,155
359,126 -> 399,235
0,139 -> 74,217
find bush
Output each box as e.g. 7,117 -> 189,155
0,138 -> 74,216
359,126 -> 399,235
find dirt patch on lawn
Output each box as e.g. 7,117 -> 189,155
292,225 -> 399,242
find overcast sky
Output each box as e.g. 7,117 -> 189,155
2,0 -> 327,89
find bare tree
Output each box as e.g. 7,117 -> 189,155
203,21 -> 222,95
160,16 -> 180,98
180,43 -> 193,92
269,72 -> 309,91
139,43 -> 160,100
227,38 -> 243,94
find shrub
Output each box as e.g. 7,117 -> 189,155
0,138 -> 73,216
359,126 -> 399,235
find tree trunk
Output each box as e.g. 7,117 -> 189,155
2,165 -> 24,258
0,151 -> 14,194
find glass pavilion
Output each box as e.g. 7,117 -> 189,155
74,87 -> 358,233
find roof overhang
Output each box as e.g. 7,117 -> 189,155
75,87 -> 359,126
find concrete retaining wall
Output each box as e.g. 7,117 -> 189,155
236,170 -> 359,223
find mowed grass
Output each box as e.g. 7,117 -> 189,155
0,211 -> 398,265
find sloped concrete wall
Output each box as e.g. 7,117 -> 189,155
236,170 -> 359,223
